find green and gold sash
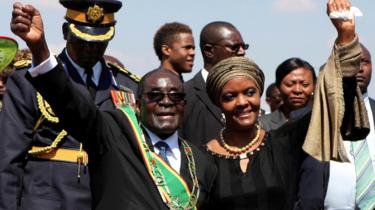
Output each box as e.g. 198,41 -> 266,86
111,90 -> 199,210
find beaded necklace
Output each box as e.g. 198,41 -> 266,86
220,124 -> 261,156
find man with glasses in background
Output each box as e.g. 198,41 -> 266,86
181,21 -> 248,147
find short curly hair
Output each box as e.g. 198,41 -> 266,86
153,22 -> 192,61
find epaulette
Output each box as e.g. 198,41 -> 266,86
13,59 -> 32,70
107,62 -> 141,83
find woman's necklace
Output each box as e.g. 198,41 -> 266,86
220,124 -> 261,156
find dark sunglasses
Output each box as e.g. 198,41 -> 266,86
211,43 -> 249,52
145,91 -> 186,103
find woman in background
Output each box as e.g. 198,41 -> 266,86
259,57 -> 316,131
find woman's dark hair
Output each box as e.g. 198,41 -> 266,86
275,57 -> 317,87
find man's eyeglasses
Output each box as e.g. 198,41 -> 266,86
144,91 -> 186,104
211,43 -> 249,53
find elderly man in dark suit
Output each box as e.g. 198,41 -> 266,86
10,3 -> 217,209
181,21 -> 248,146
0,1 -> 139,209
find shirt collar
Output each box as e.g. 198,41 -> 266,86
64,49 -> 102,86
362,92 -> 369,102
143,127 -> 180,159
201,68 -> 209,83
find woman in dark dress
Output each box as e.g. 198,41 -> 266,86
204,1 -> 367,209
205,56 -> 311,210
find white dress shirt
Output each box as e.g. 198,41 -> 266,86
324,93 -> 375,209
143,127 -> 181,173
28,53 -> 58,77
201,68 -> 209,83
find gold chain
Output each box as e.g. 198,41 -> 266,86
168,140 -> 200,210
148,139 -> 199,210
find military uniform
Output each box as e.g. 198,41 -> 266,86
0,53 -> 138,210
0,0 -> 139,209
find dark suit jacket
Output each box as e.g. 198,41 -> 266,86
294,156 -> 330,210
181,71 -> 224,147
259,105 -> 313,132
28,64 -> 217,210
258,108 -> 287,131
0,50 -> 138,210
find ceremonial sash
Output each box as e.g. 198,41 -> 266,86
111,90 -> 199,210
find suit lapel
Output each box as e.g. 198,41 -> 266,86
142,129 -> 154,151
192,71 -> 223,124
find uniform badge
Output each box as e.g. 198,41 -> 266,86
86,5 -> 104,24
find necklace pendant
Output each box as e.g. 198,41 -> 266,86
239,153 -> 247,159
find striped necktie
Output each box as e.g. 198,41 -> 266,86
154,141 -> 170,165
351,140 -> 375,210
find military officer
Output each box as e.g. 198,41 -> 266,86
0,0 -> 139,209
